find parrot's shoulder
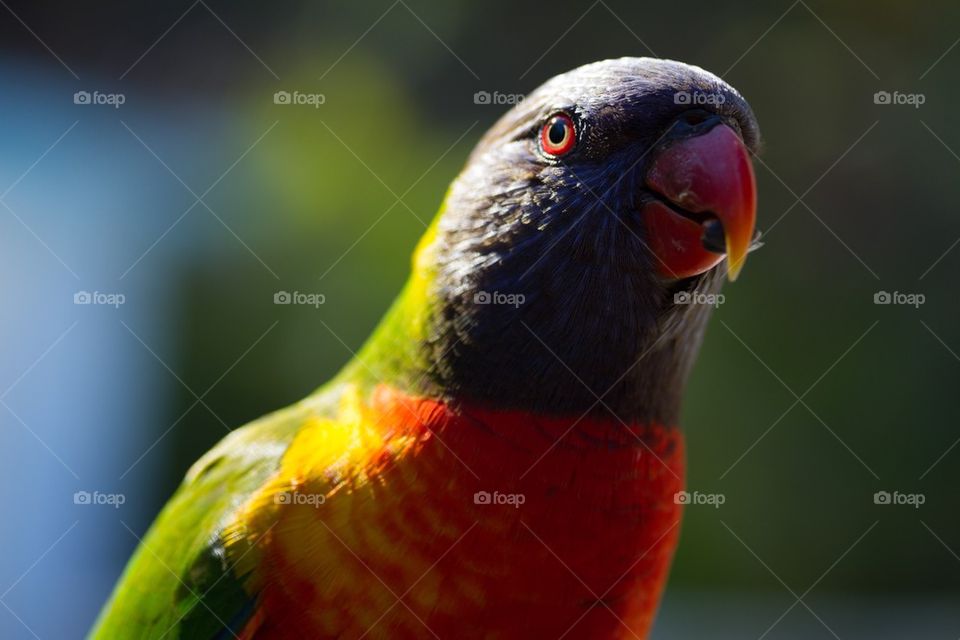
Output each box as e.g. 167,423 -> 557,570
89,387 -> 345,640
184,403 -> 301,485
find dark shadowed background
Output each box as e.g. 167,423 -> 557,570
1,1 -> 958,638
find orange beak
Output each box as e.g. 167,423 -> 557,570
642,122 -> 757,281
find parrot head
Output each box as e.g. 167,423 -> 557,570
411,57 -> 760,425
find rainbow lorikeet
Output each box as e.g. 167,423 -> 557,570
91,57 -> 759,639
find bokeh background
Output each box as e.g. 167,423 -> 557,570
1,1 -> 958,638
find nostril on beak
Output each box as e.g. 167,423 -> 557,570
679,109 -> 710,126
668,110 -> 724,139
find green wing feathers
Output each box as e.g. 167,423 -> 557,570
89,406 -> 305,640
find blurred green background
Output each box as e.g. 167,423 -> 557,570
1,1 -> 959,638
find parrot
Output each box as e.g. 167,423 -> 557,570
90,56 -> 760,639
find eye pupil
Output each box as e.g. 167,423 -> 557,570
548,120 -> 567,145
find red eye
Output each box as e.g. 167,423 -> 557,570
540,113 -> 576,156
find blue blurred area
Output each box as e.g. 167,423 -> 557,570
0,60 -> 177,637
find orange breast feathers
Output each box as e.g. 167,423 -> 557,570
227,384 -> 685,639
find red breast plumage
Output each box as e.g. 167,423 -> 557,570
232,385 -> 684,639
